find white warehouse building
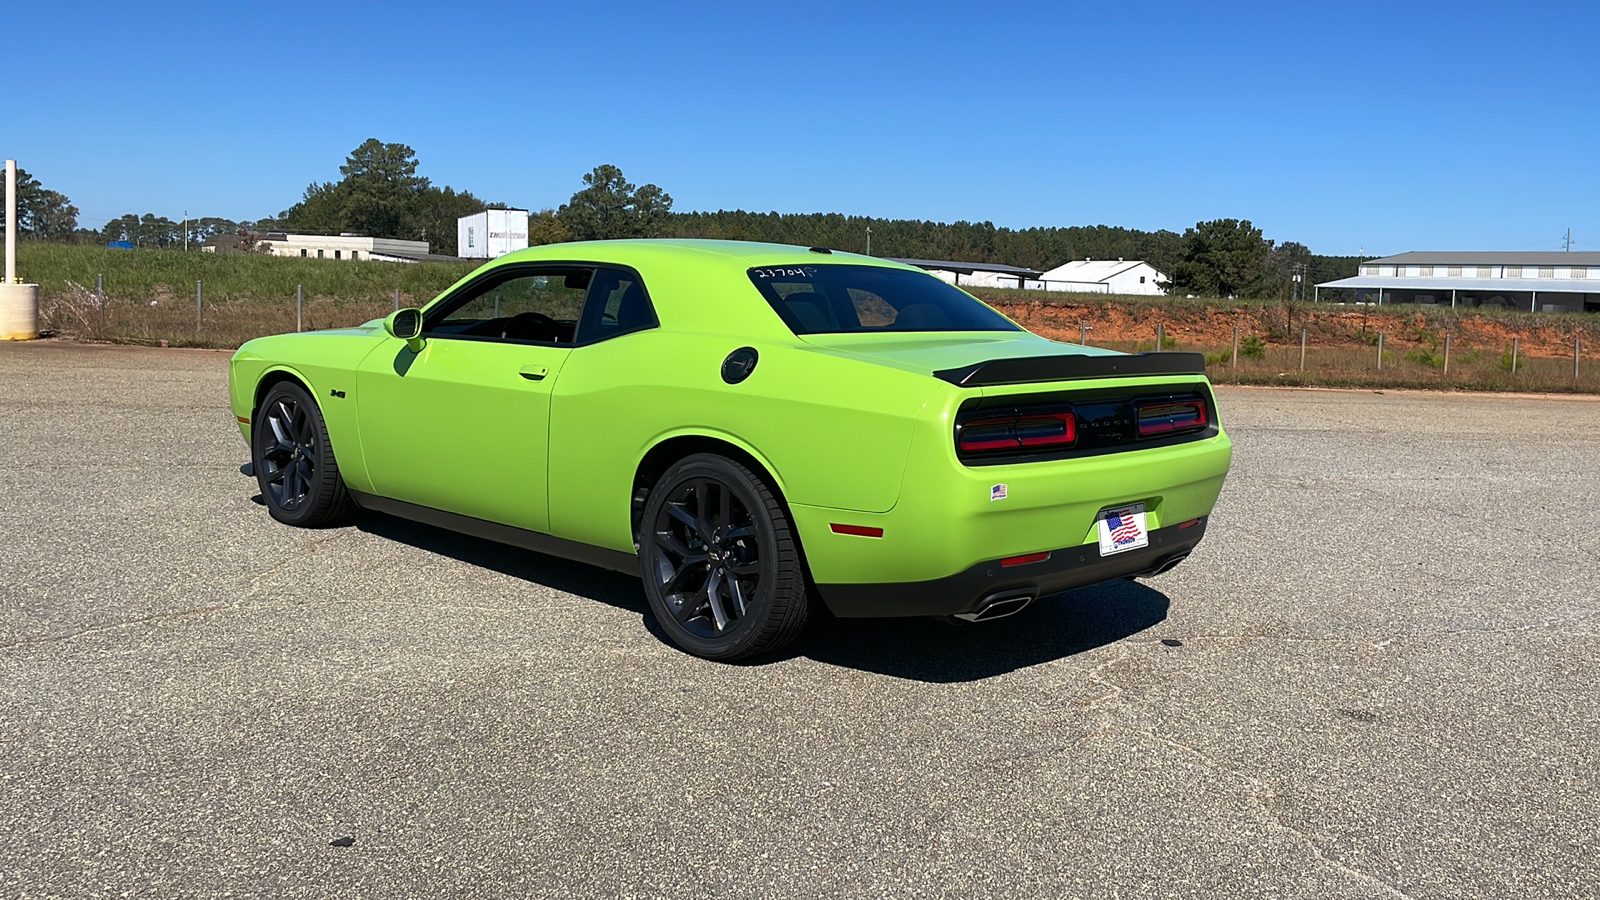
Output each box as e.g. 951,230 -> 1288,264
1316,251 -> 1600,313
1036,259 -> 1167,295
203,232 -> 429,262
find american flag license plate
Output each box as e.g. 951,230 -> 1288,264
1097,503 -> 1149,556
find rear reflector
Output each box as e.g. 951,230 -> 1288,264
1177,518 -> 1201,530
958,411 -> 1076,453
1000,551 -> 1050,567
1137,400 -> 1207,437
830,523 -> 884,538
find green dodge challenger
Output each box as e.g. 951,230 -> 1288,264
230,239 -> 1232,660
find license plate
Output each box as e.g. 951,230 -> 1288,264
1097,503 -> 1149,556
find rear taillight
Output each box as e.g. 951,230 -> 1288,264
1137,400 -> 1207,437
958,411 -> 1076,454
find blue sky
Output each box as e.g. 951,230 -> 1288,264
4,0 -> 1596,257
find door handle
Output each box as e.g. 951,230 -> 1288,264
518,365 -> 549,381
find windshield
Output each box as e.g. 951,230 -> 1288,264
748,264 -> 1022,335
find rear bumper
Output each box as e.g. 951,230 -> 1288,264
814,518 -> 1207,618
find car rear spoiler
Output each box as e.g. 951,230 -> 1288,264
933,352 -> 1207,387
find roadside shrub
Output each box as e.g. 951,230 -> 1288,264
1240,334 -> 1265,359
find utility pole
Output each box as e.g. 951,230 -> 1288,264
865,226 -> 872,256
183,211 -> 189,252
1566,228 -> 1572,252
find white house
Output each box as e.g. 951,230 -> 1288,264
1036,259 -> 1167,295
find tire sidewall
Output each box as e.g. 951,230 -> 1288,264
640,454 -> 782,660
253,382 -> 333,527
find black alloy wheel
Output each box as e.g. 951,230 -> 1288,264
252,381 -> 354,527
640,454 -> 811,660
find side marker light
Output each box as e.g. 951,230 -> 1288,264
830,523 -> 884,538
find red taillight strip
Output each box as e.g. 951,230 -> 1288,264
1001,551 -> 1050,567
1137,401 -> 1207,437
959,411 -> 1076,453
830,523 -> 884,538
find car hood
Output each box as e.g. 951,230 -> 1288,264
796,331 -> 1119,376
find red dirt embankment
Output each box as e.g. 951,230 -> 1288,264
983,295 -> 1593,359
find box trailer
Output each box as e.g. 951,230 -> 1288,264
458,209 -> 530,259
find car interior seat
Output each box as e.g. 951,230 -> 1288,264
891,303 -> 950,330
784,295 -> 831,332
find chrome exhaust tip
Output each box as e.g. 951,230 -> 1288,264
955,589 -> 1037,623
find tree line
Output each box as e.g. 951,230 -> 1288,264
3,140 -> 1355,297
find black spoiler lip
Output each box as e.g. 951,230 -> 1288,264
933,351 -> 1207,387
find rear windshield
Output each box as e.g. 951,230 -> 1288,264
748,264 -> 1022,335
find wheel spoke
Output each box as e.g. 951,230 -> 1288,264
673,583 -> 709,624
724,525 -> 754,541
727,560 -> 760,576
660,560 -> 699,593
263,461 -> 286,485
704,568 -> 729,632
667,502 -> 698,534
267,413 -> 292,451
728,575 -> 749,617
719,483 -> 731,531
654,530 -> 705,565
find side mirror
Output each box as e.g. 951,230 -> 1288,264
385,308 -> 426,353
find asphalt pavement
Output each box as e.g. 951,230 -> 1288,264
1,340 -> 1596,899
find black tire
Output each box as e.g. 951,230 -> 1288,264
638,453 -> 810,661
252,381 -> 355,528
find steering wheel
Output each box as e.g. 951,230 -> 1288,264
500,311 -> 557,341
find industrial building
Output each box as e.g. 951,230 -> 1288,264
1316,251 -> 1600,313
203,232 -> 430,263
1036,259 -> 1167,295
889,258 -> 1043,288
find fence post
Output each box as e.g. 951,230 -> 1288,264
296,284 -> 303,333
394,288 -> 401,311
1079,322 -> 1091,345
1576,335 -> 1581,379
1443,333 -> 1451,376
196,281 -> 203,329
1232,326 -> 1239,367
1376,332 -> 1384,370
1156,322 -> 1164,351
1299,328 -> 1306,370
1511,337 -> 1518,374
97,274 -> 105,312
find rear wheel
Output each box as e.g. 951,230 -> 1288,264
253,381 -> 354,527
639,454 -> 810,661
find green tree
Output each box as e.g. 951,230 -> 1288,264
0,167 -> 79,240
557,164 -> 674,240
527,208 -> 572,246
1167,219 -> 1273,298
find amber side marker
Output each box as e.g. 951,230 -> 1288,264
1001,551 -> 1051,567
830,523 -> 884,538
236,416 -> 251,424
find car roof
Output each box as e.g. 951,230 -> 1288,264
493,238 -> 920,271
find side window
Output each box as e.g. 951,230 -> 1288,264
424,267 -> 594,344
575,267 -> 659,344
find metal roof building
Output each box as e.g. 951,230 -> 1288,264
1316,251 -> 1600,313
889,258 -> 1043,289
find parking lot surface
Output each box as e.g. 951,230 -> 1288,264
2,340 -> 1597,899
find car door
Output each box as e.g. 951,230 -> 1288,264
354,264 -> 594,533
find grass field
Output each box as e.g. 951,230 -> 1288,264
17,243 -> 1600,392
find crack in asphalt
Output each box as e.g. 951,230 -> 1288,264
0,532 -> 354,652
0,603 -> 234,651
1083,645 -> 1418,899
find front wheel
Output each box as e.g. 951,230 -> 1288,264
639,454 -> 811,661
252,381 -> 355,527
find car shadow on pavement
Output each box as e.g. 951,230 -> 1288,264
794,579 -> 1170,683
356,513 -> 649,615
355,511 -> 1169,683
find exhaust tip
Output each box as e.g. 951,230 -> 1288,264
1149,551 -> 1190,576
955,590 -> 1037,623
